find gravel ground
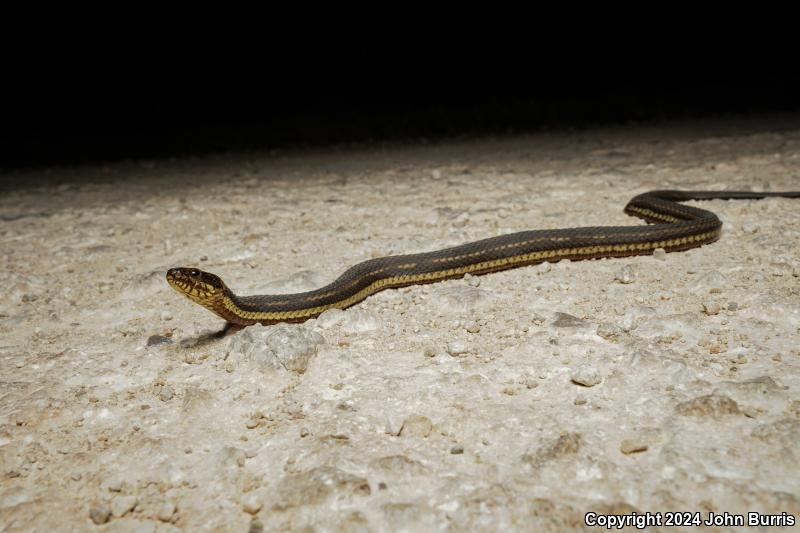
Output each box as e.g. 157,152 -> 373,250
1,118 -> 799,532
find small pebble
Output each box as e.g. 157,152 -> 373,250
620,439 -> 649,454
465,321 -> 481,333
446,341 -> 469,356
111,495 -> 138,518
399,415 -> 433,438
450,445 -> 464,455
299,427 -> 310,438
422,345 -> 437,358
730,353 -> 747,364
385,416 -> 404,436
741,223 -> 759,234
618,313 -> 637,332
727,301 -> 738,311
574,396 -> 587,405
537,262 -> 552,274
614,265 -> 636,284
157,386 -> 175,402
183,351 -> 204,365
596,322 -> 622,341
652,248 -> 667,260
702,301 -> 721,316
104,477 -> 124,492
267,325 -> 325,373
160,311 -> 173,321
243,494 -> 262,515
571,366 -> 602,387
249,518 -> 265,533
89,506 -> 111,525
157,502 -> 177,522
315,308 -> 346,329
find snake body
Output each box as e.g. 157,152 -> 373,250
167,190 -> 799,334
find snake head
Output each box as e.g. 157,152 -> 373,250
166,267 -> 227,309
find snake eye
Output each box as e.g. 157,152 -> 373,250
188,269 -> 200,277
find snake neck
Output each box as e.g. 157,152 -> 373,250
211,288 -> 259,326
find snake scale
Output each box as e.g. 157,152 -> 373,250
167,190 -> 799,336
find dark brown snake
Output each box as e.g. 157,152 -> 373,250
167,190 -> 799,335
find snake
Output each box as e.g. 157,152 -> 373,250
167,190 -> 799,336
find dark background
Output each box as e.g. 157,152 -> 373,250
3,48 -> 799,170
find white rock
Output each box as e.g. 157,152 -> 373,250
399,415 -> 433,437
242,494 -> 262,515
266,326 -> 324,373
465,321 -> 481,333
226,324 -> 324,374
156,501 -> 176,522
111,495 -> 138,517
89,506 -> 111,525
339,309 -> 379,334
618,312 -> 637,333
315,308 -> 346,329
596,322 -> 622,341
741,223 -> 759,234
385,415 -> 404,436
446,340 -> 469,356
614,265 -> 636,284
620,439 -> 649,454
571,366 -> 602,387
